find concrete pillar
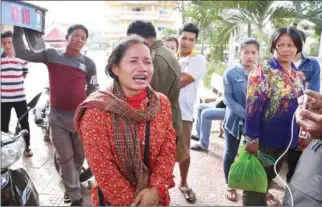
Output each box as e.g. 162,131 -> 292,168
228,33 -> 235,67
2,24 -> 13,32
319,30 -> 322,59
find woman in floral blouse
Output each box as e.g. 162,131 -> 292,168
74,35 -> 176,206
243,26 -> 308,206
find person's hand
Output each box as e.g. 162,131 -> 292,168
304,90 -> 322,114
131,187 -> 160,206
296,90 -> 322,140
298,90 -> 322,113
297,137 -> 313,151
245,142 -> 259,155
296,109 -> 322,140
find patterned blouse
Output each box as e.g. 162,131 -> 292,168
78,91 -> 176,206
244,58 -> 306,149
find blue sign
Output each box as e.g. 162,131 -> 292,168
1,1 -> 44,32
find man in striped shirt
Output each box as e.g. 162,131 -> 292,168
1,31 -> 33,157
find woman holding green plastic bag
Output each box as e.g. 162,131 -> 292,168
243,26 -> 306,206
228,148 -> 276,195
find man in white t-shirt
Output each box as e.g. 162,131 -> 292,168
176,23 -> 206,203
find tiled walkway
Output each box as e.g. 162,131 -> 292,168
12,119 -> 287,206
8,58 -> 291,206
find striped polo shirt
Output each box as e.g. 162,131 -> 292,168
1,56 -> 28,103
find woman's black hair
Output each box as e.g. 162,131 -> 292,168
163,36 -> 179,52
105,35 -> 150,80
270,26 -> 303,54
298,30 -> 306,44
240,38 -> 260,51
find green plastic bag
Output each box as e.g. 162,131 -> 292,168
228,148 -> 268,193
257,151 -> 276,167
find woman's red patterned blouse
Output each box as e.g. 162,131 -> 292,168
79,92 -> 176,206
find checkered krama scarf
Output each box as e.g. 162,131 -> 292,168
75,81 -> 161,195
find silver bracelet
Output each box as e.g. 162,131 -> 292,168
244,136 -> 259,144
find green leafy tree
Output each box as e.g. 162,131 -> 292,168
160,28 -> 178,37
185,0 -> 322,60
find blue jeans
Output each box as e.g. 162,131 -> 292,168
194,103 -> 225,149
223,129 -> 241,184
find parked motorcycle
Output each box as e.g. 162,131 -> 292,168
1,92 -> 42,206
33,87 -> 50,141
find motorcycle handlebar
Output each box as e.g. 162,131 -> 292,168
1,130 -> 28,147
19,129 -> 28,138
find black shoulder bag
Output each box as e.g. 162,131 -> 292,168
98,121 -> 151,206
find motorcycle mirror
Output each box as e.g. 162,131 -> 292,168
27,92 -> 43,109
23,28 -> 46,53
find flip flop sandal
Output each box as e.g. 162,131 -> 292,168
179,187 -> 196,203
190,143 -> 208,151
64,192 -> 71,203
191,135 -> 200,141
225,189 -> 237,202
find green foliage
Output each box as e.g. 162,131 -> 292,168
184,0 -> 322,62
314,24 -> 322,39
160,28 -> 178,38
203,61 -> 227,89
291,0 -> 322,28
263,54 -> 271,61
308,43 -> 320,57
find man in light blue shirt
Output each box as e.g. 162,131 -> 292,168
293,30 -> 320,92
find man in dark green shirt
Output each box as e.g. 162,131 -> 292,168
127,20 -> 182,138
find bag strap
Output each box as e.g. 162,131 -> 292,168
98,121 -> 151,206
144,121 -> 150,167
98,188 -> 107,206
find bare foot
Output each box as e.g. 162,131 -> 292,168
266,192 -> 281,206
225,188 -> 237,202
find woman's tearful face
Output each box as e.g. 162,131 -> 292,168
112,43 -> 154,96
